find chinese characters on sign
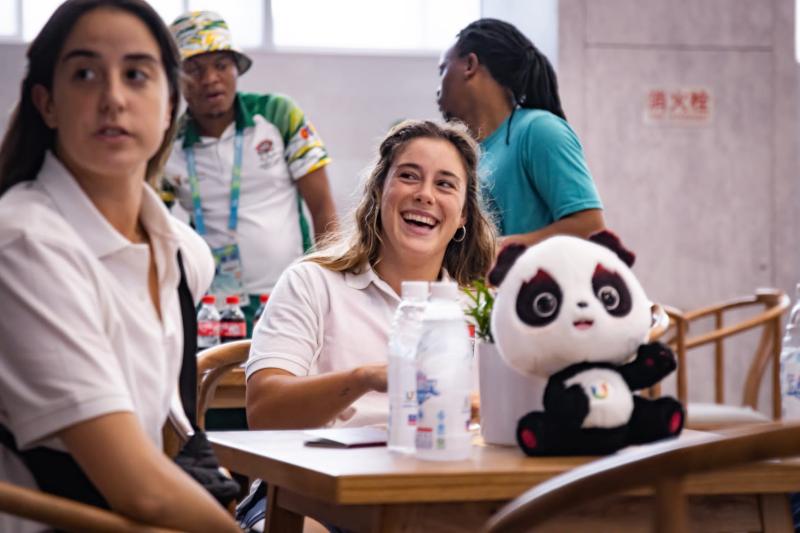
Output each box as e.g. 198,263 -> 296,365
644,88 -> 713,125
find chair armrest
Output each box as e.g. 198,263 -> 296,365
485,422 -> 800,533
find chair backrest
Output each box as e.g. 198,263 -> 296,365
665,289 -> 790,419
0,480 -> 179,533
196,340 -> 251,429
484,422 -> 800,533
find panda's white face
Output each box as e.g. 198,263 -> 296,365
491,236 -> 652,378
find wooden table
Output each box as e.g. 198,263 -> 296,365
209,430 -> 800,532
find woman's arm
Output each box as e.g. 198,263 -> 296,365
498,208 -> 605,249
246,365 -> 386,429
60,412 -> 239,532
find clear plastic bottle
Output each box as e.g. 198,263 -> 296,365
780,284 -> 800,419
253,294 -> 270,325
387,281 -> 428,454
197,294 -> 220,352
415,281 -> 472,461
220,295 -> 247,344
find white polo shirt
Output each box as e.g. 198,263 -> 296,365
0,153 -> 213,530
247,261 -> 401,427
164,92 -> 331,295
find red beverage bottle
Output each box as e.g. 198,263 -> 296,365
220,295 -> 246,343
253,293 -> 270,325
197,294 -> 220,351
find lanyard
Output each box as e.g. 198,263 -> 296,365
185,129 -> 244,236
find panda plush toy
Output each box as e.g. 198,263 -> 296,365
489,231 -> 684,456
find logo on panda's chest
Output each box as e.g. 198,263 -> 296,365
565,368 -> 634,428
590,382 -> 610,400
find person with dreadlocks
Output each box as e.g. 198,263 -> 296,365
437,18 -> 604,248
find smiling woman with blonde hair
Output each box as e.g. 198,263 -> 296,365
246,119 -> 496,430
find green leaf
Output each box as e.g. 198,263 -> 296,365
462,279 -> 495,343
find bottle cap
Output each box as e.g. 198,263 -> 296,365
226,295 -> 239,305
259,294 -> 270,303
401,281 -> 428,300
201,294 -> 215,305
430,281 -> 458,300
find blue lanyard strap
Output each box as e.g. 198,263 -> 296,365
185,129 -> 244,236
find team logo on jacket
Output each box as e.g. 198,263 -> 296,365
256,139 -> 280,168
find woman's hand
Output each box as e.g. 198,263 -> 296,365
247,365 -> 388,429
355,364 -> 388,393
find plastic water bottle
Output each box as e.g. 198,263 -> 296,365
387,281 -> 428,454
415,281 -> 472,461
220,295 -> 247,344
780,284 -> 800,419
197,294 -> 220,352
253,294 -> 270,325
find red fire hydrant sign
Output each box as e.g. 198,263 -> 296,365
644,88 -> 713,125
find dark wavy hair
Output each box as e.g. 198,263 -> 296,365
308,119 -> 497,286
0,0 -> 181,195
455,18 -> 565,121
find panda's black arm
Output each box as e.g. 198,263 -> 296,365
619,341 -> 677,390
543,376 -> 590,429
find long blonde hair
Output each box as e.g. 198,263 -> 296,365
308,119 -> 496,286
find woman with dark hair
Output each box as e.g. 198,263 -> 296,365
246,119 -> 496,430
0,1 -> 239,531
437,18 -> 605,248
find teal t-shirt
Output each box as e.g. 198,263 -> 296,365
479,109 -> 602,236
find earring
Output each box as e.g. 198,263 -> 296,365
452,225 -> 466,243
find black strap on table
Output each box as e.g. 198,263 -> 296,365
0,251 -> 197,510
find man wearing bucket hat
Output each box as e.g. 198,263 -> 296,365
163,11 -> 337,334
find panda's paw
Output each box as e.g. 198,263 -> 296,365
638,342 -> 676,374
666,401 -> 684,435
516,412 -> 549,456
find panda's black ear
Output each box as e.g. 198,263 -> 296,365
488,243 -> 527,286
589,230 -> 636,267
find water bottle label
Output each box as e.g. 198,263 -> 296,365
416,427 -> 433,450
198,320 -> 220,336
221,322 -> 246,337
416,394 -> 471,451
416,371 -> 439,406
785,371 -> 800,400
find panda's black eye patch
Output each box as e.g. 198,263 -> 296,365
516,269 -> 562,327
592,264 -> 632,317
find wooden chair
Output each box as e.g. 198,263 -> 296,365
197,339 -> 250,429
0,481 -> 179,533
484,422 -> 800,533
665,289 -> 790,429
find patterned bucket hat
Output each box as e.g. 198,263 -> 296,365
169,11 -> 252,75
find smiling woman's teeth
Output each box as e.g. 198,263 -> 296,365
403,213 -> 436,227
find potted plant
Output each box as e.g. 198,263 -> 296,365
464,280 -> 545,446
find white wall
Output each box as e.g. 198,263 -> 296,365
559,0 -> 800,413
482,0 -> 559,68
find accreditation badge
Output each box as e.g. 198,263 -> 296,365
210,243 -> 248,306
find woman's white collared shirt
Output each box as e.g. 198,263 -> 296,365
0,153 -> 213,505
247,261 -> 402,427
